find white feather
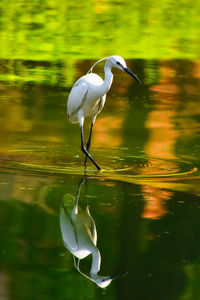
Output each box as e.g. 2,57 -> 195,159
67,82 -> 88,123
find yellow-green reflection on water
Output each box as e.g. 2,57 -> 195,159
0,0 -> 200,87
1,55 -> 199,299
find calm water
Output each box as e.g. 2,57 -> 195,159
0,58 -> 200,300
1,0 -> 200,299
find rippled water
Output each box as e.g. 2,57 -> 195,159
1,57 -> 200,300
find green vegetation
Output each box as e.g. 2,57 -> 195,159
0,0 -> 200,62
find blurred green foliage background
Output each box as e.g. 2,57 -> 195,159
1,0 -> 200,87
0,0 -> 200,62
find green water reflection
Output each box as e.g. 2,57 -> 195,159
1,57 -> 200,298
1,56 -> 200,299
1,173 -> 200,300
1,59 -> 200,172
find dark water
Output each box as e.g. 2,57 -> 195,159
0,58 -> 200,300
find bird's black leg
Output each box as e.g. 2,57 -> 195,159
80,126 -> 101,171
84,122 -> 93,166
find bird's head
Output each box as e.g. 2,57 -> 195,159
109,55 -> 141,84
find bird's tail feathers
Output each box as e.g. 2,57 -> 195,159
67,113 -> 79,124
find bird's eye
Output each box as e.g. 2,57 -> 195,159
116,61 -> 120,65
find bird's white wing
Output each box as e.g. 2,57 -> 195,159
60,207 -> 78,251
86,207 -> 97,245
97,94 -> 106,115
67,82 -> 88,121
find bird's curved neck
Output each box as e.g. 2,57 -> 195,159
90,247 -> 101,274
101,63 -> 113,94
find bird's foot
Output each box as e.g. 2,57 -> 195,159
81,146 -> 101,171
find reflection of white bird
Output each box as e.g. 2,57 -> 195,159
60,179 -> 122,288
67,55 -> 141,170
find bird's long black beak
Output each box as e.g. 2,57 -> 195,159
123,67 -> 141,85
102,272 -> 128,282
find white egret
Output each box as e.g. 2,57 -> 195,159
67,55 -> 141,170
60,179 -> 125,288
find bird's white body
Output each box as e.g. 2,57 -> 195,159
60,180 -> 114,288
60,202 -> 98,260
67,55 -> 141,170
67,68 -> 113,124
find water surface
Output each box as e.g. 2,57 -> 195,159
1,58 -> 200,300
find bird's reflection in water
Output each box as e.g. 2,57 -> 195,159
60,178 -> 125,288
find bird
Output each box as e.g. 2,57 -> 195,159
60,178 -> 124,288
67,55 -> 141,171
